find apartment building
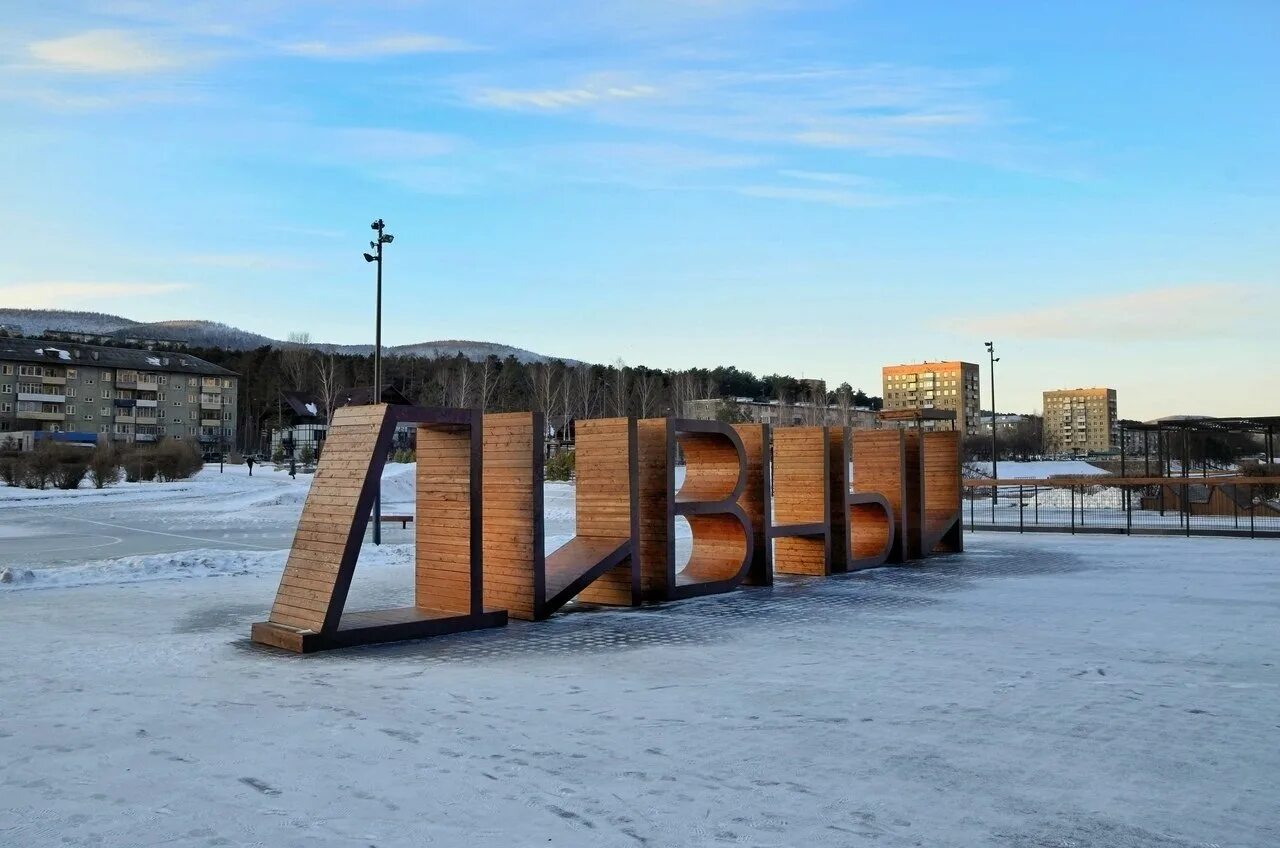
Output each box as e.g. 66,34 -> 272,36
0,337 -> 237,449
882,361 -> 981,435
1042,387 -> 1118,456
685,397 -> 879,429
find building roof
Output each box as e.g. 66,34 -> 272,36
0,336 -> 236,376
883,361 -> 978,373
282,386 -> 413,420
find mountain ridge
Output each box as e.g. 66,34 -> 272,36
0,309 -> 570,364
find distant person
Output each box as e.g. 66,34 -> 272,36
246,455 -> 255,477
289,455 -> 296,479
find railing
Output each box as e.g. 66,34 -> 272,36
963,476 -> 1280,539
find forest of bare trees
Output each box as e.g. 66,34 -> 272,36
178,342 -> 882,453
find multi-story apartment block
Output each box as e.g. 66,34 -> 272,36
1042,387 -> 1118,456
882,361 -> 981,435
0,337 -> 238,450
685,397 -> 879,429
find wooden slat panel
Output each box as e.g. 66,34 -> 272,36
417,424 -> 473,614
268,404 -> 385,630
573,417 -> 635,607
481,412 -> 537,620
852,429 -> 911,563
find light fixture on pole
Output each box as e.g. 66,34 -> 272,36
364,218 -> 393,545
984,341 -> 1000,517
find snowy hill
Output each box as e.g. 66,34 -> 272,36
0,308 -> 137,336
0,308 -> 569,363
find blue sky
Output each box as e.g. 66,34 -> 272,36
1,1 -> 1277,420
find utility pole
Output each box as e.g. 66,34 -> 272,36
984,341 -> 1000,515
364,219 -> 394,545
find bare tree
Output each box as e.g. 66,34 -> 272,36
835,383 -> 853,428
637,371 -> 663,418
574,364 -> 598,420
281,332 -> 314,391
314,354 -> 342,426
476,357 -> 499,412
611,359 -> 631,416
529,362 -> 560,414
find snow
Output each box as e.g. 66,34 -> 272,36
145,356 -> 162,366
32,346 -> 72,360
967,459 -> 1110,479
1,533 -> 1277,846
304,401 -> 318,415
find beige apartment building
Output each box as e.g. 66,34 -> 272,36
0,337 -> 238,450
1042,387 -> 1118,456
882,361 -> 981,435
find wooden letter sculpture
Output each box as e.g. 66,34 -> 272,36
649,419 -> 758,600
768,426 -> 833,575
252,404 -> 965,654
479,412 -> 642,620
844,429 -> 910,567
251,404 -> 506,653
920,430 -> 963,554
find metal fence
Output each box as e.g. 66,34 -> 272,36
963,476 -> 1280,539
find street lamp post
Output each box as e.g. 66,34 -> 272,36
364,219 -> 394,545
984,341 -> 1000,517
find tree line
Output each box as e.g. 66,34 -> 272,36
180,340 -> 882,453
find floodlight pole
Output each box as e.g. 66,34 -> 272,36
365,218 -> 392,545
985,341 -> 999,516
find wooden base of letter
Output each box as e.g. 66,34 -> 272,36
251,404 -> 507,653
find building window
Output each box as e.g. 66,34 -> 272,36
102,370 -> 112,381
84,414 -> 93,421
0,365 -> 10,375
100,407 -> 109,416
0,385 -> 9,394
67,369 -> 77,379
0,402 -> 9,413
101,389 -> 112,399
66,386 -> 77,398
157,392 -> 165,401
66,405 -> 75,415
190,411 -> 198,420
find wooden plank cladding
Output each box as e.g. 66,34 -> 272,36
252,403 -> 966,656
666,419 -> 756,600
732,423 -> 772,585
251,404 -> 506,653
479,412 -> 543,621
921,430 -> 963,553
769,426 -> 831,576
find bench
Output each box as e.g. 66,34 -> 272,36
379,514 -> 414,529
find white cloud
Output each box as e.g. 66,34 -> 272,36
736,185 -> 928,208
28,30 -> 187,74
474,81 -> 660,110
0,282 -> 190,307
281,34 -> 474,59
940,283 -> 1276,341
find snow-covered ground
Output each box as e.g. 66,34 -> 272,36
966,459 -> 1110,479
2,533 -> 1277,847
0,461 -> 688,587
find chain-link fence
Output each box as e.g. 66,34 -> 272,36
963,476 -> 1280,538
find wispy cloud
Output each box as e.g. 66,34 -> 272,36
0,282 -> 191,307
474,80 -> 660,110
939,283 -> 1276,341
27,30 -> 190,74
736,185 -> 928,208
462,64 -> 1003,159
281,34 -> 475,60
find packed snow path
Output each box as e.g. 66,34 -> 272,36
1,533 -> 1276,847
